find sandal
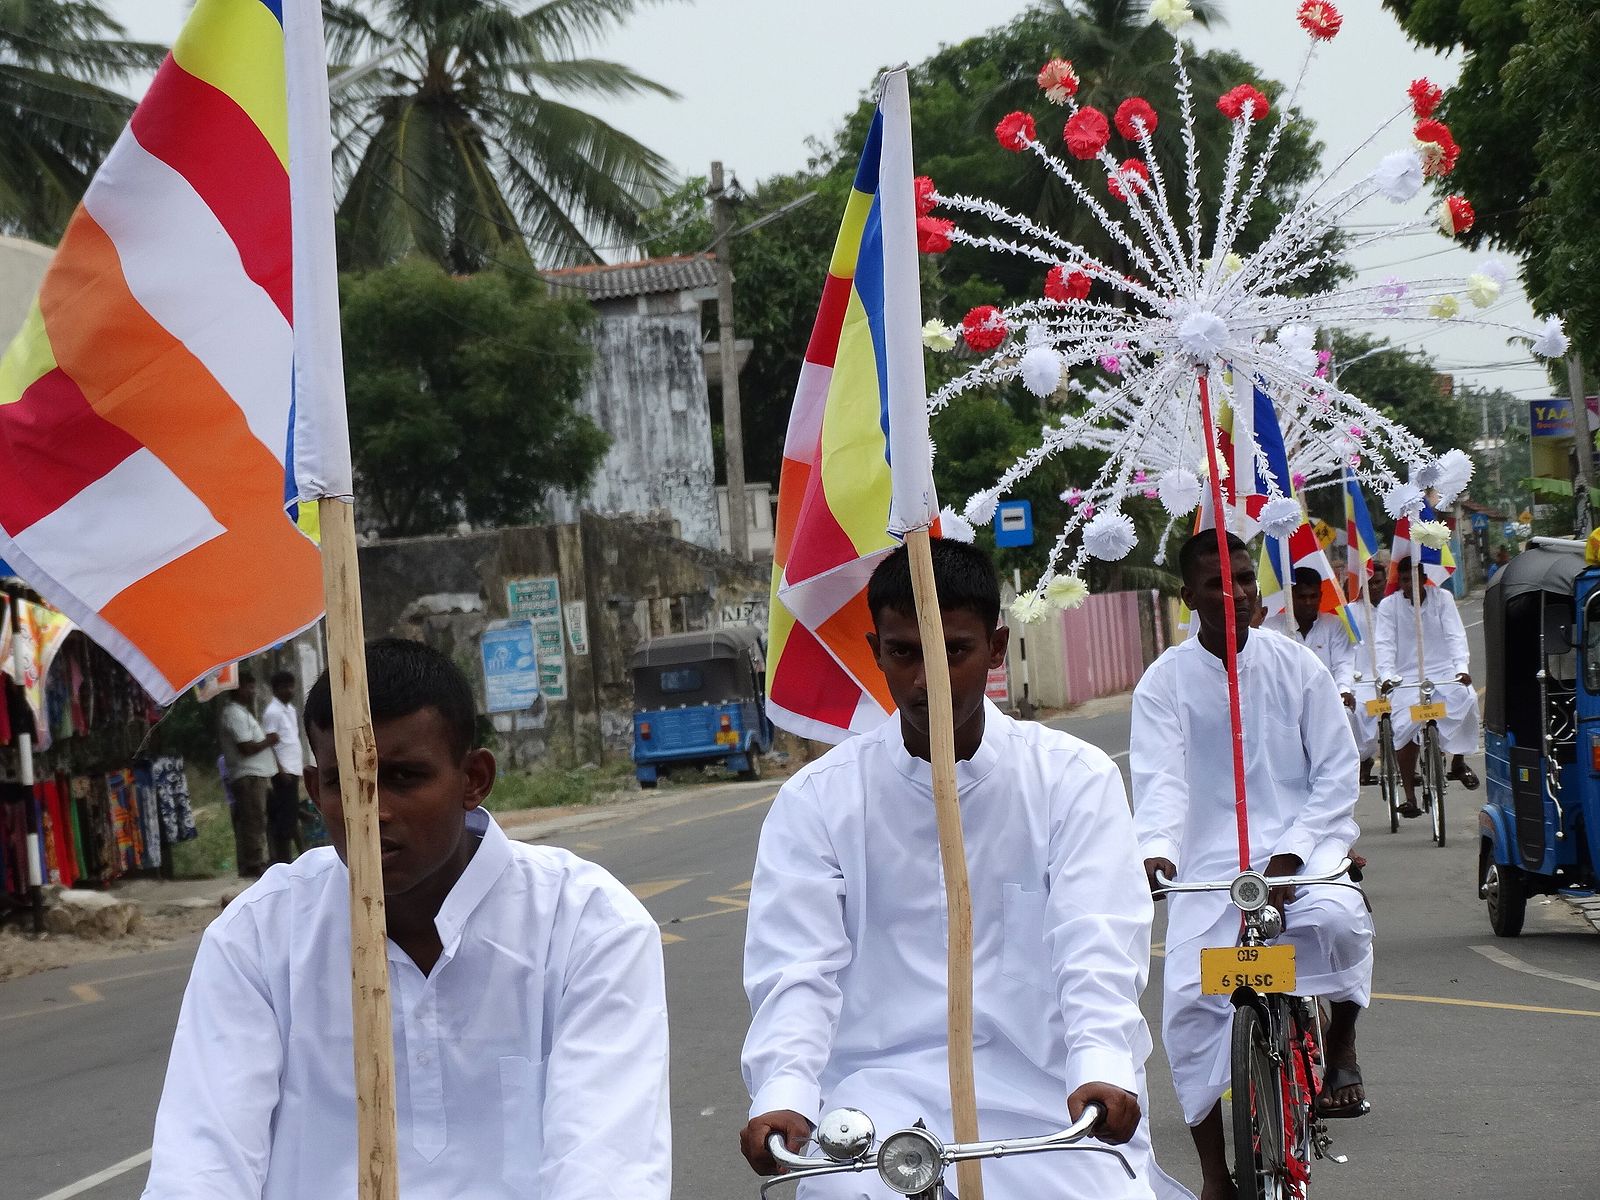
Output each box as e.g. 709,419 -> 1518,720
1450,765 -> 1481,790
1397,801 -> 1423,819
1317,1064 -> 1369,1118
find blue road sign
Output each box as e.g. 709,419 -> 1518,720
480,620 -> 541,713
994,499 -> 1035,548
1470,512 -> 1490,533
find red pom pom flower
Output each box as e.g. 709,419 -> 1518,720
995,111 -> 1037,152
1438,195 -> 1475,237
1413,119 -> 1460,177
1409,78 -> 1442,119
1045,265 -> 1092,302
1115,97 -> 1158,140
1037,58 -> 1079,105
1107,158 -> 1150,202
914,175 -> 938,217
1297,0 -> 1342,40
1064,107 -> 1110,160
917,216 -> 954,254
962,305 -> 1009,352
1217,84 -> 1271,122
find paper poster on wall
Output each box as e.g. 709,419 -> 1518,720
480,620 -> 542,713
506,577 -> 568,701
563,600 -> 590,656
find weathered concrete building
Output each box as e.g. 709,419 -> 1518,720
0,235 -> 53,341
539,255 -> 728,551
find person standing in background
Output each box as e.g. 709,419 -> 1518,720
218,671 -> 277,878
261,671 -> 305,864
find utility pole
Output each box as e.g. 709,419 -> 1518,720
1568,351 -> 1591,534
709,162 -> 750,561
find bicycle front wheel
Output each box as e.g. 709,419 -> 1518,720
1378,716 -> 1400,834
1425,723 -> 1447,846
1231,1002 -> 1284,1200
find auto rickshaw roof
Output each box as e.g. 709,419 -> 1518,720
629,626 -> 765,669
1489,539 -> 1586,605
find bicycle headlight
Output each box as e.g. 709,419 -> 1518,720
877,1128 -> 944,1195
1229,871 -> 1271,913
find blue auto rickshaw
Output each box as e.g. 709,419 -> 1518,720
630,627 -> 775,788
1480,537 -> 1600,935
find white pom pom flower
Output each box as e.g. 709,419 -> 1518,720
1383,483 -> 1425,520
1532,316 -> 1570,359
1045,575 -> 1089,610
1019,344 -> 1064,397
1413,520 -> 1452,550
1083,510 -> 1138,560
1259,496 -> 1304,539
938,506 -> 976,544
964,490 -> 999,526
1374,150 -> 1424,203
1158,468 -> 1202,517
1010,592 -> 1049,625
1429,448 -> 1475,506
1176,310 -> 1229,363
1480,259 -> 1510,286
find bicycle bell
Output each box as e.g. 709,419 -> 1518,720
816,1108 -> 876,1162
1257,904 -> 1284,939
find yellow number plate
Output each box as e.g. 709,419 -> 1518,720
1365,698 -> 1392,717
1410,701 -> 1447,722
1200,945 -> 1297,996
715,730 -> 740,746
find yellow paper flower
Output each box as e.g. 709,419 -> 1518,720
1430,294 -> 1461,320
1045,575 -> 1089,610
1009,592 -> 1049,625
922,318 -> 957,352
1150,0 -> 1195,33
1465,272 -> 1500,309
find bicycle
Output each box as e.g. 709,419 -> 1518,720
756,1101 -> 1132,1198
1382,677 -> 1448,847
1156,860 -> 1367,1200
1360,680 -> 1402,834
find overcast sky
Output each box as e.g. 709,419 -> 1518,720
110,0 -> 1549,401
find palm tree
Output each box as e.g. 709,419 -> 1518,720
0,1 -> 164,242
327,0 -> 680,272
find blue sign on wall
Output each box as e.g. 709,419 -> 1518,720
1469,512 -> 1490,533
993,500 -> 1035,547
480,620 -> 541,713
1530,398 -> 1576,438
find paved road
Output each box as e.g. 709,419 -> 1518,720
7,597 -> 1600,1199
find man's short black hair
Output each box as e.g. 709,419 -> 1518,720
304,638 -> 478,761
867,537 -> 1001,631
1292,567 -> 1323,590
237,669 -> 255,686
1178,530 -> 1249,587
270,669 -> 296,690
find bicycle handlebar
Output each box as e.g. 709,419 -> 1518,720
1153,858 -> 1363,897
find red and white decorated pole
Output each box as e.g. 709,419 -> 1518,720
1196,369 -> 1253,874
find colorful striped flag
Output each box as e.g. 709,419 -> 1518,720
0,0 -> 348,705
1388,501 -> 1457,592
765,69 -> 937,743
1344,470 -> 1380,596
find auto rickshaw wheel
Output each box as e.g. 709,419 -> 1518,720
738,750 -> 763,782
1481,841 -> 1527,938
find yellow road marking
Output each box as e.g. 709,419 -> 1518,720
68,984 -> 102,1004
660,931 -> 685,945
1372,991 -> 1600,1018
0,961 -> 189,1023
664,793 -> 776,829
628,878 -> 696,901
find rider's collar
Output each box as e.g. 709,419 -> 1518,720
888,698 -> 1005,790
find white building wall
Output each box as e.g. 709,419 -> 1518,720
0,235 -> 53,342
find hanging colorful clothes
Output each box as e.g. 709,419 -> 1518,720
106,770 -> 143,873
152,757 -> 198,846
132,765 -> 163,870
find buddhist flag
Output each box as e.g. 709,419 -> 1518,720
1388,500 -> 1457,593
765,68 -> 938,743
1344,470 -> 1380,595
0,0 -> 349,705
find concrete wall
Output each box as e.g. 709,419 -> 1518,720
1006,589 -> 1171,710
0,235 -> 52,341
358,513 -> 770,764
545,311 -> 720,551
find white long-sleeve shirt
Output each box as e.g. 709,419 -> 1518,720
1130,631 -> 1359,948
259,697 -> 303,777
142,809 -> 670,1200
1374,586 -> 1471,684
742,702 -> 1159,1197
1266,612 -> 1357,693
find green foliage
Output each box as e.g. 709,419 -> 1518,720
480,758 -> 638,812
1520,476 -> 1574,498
0,1 -> 163,241
326,0 -> 680,270
339,258 -> 607,537
1330,331 -> 1478,458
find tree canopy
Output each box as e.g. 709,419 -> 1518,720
340,257 -> 607,537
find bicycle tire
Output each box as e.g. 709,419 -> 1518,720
1231,1002 -> 1283,1200
1425,723 -> 1447,847
1378,716 -> 1400,835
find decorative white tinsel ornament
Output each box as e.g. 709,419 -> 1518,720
1532,317 -> 1570,359
1413,520 -> 1452,550
1259,496 -> 1304,540
939,506 -> 976,543
1083,510 -> 1138,560
1157,468 -> 1203,517
1019,344 -> 1064,397
964,490 -> 999,526
1383,482 -> 1425,520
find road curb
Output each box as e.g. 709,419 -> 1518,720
1563,894 -> 1600,934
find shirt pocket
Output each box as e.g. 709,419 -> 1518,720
1261,712 -> 1309,785
499,1054 -> 547,1197
1001,883 -> 1054,993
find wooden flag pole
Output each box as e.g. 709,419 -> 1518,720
319,496 -> 399,1200
904,525 -> 984,1200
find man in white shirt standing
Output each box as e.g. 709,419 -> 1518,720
144,638 -> 671,1200
1375,557 -> 1480,817
1267,568 -> 1362,763
260,670 -> 305,864
218,672 -> 279,878
1132,533 -> 1373,1200
739,538 -> 1189,1200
